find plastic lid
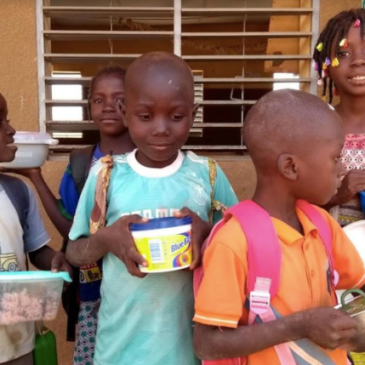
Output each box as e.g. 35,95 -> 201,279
130,216 -> 192,231
14,132 -> 59,145
0,270 -> 72,282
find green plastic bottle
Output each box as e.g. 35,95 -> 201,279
33,327 -> 58,365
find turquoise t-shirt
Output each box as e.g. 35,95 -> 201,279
69,149 -> 238,365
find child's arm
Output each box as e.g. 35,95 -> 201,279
29,245 -> 72,275
323,169 -> 365,209
22,182 -> 72,275
194,308 -> 356,360
66,161 -> 148,277
0,168 -> 72,238
67,214 -> 148,277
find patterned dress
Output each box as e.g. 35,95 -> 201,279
330,134 -> 365,226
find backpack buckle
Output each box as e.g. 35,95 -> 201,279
250,291 -> 270,314
249,277 -> 271,315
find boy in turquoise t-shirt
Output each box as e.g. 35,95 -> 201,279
66,52 -> 238,365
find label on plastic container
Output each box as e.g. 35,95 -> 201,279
134,231 -> 192,273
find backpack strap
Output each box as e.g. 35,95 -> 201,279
194,200 -> 281,300
229,201 -> 281,298
0,174 -> 29,230
207,159 -> 228,223
70,145 -> 96,196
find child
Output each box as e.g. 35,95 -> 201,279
0,93 -> 71,365
66,51 -> 238,365
313,8 -> 365,226
4,66 -> 134,364
193,89 -> 365,365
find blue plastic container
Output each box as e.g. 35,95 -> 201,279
360,191 -> 365,214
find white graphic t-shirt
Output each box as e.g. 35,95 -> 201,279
0,181 -> 50,363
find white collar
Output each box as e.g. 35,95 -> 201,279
127,149 -> 184,178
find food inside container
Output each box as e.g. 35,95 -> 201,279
0,271 -> 72,325
0,132 -> 58,169
336,289 -> 365,338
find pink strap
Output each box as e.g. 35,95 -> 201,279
260,307 -> 297,365
229,201 -> 281,297
248,277 -> 271,325
249,278 -> 296,365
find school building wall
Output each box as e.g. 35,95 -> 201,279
0,0 -> 361,364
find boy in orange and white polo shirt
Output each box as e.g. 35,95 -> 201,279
193,90 -> 365,365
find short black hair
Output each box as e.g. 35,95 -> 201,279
87,65 -> 126,119
124,51 -> 194,104
243,89 -> 341,173
88,65 -> 126,100
313,8 -> 365,103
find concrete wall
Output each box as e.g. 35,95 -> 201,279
0,0 -> 361,364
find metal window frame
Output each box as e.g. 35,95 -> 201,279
36,0 -> 321,156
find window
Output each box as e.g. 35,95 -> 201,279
37,0 -> 320,159
273,73 -> 300,91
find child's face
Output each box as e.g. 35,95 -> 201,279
90,74 -> 126,137
330,25 -> 365,97
294,114 -> 345,205
0,95 -> 17,163
124,73 -> 197,168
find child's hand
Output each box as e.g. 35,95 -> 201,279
51,251 -> 73,278
335,169 -> 365,205
0,167 -> 41,180
174,208 -> 212,270
301,307 -> 357,350
95,214 -> 148,278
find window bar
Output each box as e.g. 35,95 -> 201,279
36,0 -> 46,133
174,0 -> 182,56
309,0 -> 320,94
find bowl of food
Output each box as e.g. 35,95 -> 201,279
0,132 -> 58,169
336,289 -> 365,335
0,271 -> 72,325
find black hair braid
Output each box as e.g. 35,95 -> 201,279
322,77 -> 327,100
312,8 -> 365,103
314,17 -> 340,82
328,77 -> 333,104
87,65 -> 126,120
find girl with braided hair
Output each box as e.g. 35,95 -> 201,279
313,8 -> 365,228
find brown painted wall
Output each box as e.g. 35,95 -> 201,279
0,0 -> 360,364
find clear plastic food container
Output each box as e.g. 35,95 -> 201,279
0,271 -> 72,325
0,132 -> 58,169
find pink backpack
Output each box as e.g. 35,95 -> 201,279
194,200 -> 339,365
